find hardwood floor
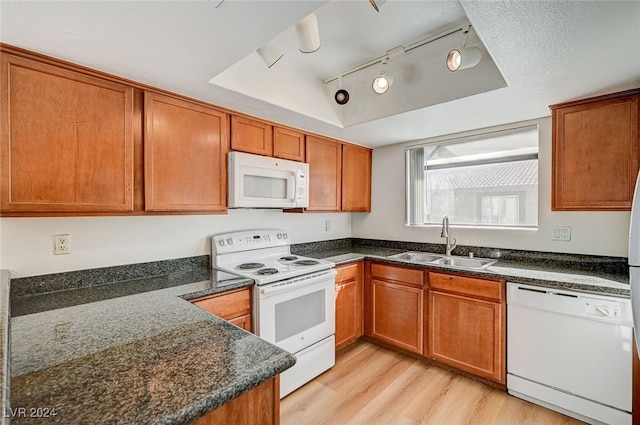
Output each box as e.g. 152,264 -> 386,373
281,341 -> 584,425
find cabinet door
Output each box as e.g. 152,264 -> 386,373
192,288 -> 252,332
144,92 -> 229,212
192,377 -> 279,425
273,127 -> 305,161
193,288 -> 251,318
342,144 -> 372,212
335,262 -> 363,350
1,54 -> 134,213
428,290 -> 505,383
231,115 -> 273,156
306,135 -> 342,211
551,91 -> 639,210
369,278 -> 423,354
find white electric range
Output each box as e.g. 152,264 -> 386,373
211,229 -> 336,398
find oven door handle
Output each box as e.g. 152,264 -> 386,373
259,269 -> 337,296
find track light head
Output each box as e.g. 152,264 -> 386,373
335,89 -> 350,105
256,41 -> 283,68
446,46 -> 482,71
295,13 -> 321,53
372,71 -> 392,94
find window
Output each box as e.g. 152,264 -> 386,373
405,125 -> 538,228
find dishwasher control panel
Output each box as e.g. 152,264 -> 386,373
585,302 -> 622,319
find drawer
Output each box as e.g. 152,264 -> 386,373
370,263 -> 423,287
336,262 -> 359,284
193,288 -> 251,319
429,272 -> 504,302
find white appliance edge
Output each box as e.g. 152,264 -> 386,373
629,171 -> 640,355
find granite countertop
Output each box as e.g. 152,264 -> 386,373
7,269 -> 295,425
298,245 -> 631,297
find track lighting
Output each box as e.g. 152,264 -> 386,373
372,71 -> 392,94
446,26 -> 482,72
295,13 -> 321,53
334,77 -> 349,105
256,41 -> 283,68
372,59 -> 393,94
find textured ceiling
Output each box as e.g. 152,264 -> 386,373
1,0 -> 639,148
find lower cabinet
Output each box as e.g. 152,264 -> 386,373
192,377 -> 280,425
365,262 -> 424,355
335,261 -> 364,350
192,287 -> 252,332
426,272 -> 506,384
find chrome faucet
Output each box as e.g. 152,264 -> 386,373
441,216 -> 457,256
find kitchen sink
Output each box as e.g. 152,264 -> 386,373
388,252 -> 444,263
431,256 -> 497,270
388,251 -> 497,270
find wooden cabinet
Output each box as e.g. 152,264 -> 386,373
365,263 -> 424,354
192,288 -> 252,332
0,53 -> 135,213
231,115 -> 273,156
273,127 -> 305,161
144,92 -> 229,212
342,144 -> 372,212
335,261 -> 364,350
192,377 -> 279,425
427,272 -> 506,384
306,135 -> 342,211
551,89 -> 640,211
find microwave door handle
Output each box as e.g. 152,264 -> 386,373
290,172 -> 298,202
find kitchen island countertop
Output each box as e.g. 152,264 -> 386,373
7,271 -> 295,425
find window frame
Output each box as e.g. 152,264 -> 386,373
405,124 -> 539,230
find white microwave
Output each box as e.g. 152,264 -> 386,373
228,151 -> 309,208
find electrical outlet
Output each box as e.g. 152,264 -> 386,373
552,226 -> 571,241
54,234 -> 70,255
325,220 -> 331,232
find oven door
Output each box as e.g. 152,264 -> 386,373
255,269 -> 336,354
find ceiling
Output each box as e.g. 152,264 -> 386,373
1,0 -> 639,148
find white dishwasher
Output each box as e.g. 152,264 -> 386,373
507,282 -> 633,425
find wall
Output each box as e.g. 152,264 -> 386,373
0,210 -> 350,278
352,117 -> 631,258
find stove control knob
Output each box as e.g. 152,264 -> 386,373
218,239 -> 225,246
277,233 -> 283,240
226,238 -> 233,245
282,232 -> 288,240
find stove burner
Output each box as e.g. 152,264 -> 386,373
237,262 -> 265,270
293,259 -> 320,266
279,256 -> 298,261
256,268 -> 279,275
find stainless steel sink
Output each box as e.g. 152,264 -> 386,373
431,256 -> 497,270
388,252 -> 444,263
388,251 -> 497,270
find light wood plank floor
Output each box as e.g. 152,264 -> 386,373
281,340 -> 584,425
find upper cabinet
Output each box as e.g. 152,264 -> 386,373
306,135 -> 342,211
144,92 -> 229,212
342,144 -> 372,212
1,53 -> 135,213
231,115 -> 305,162
305,135 -> 372,212
0,45 -> 370,216
273,127 -> 305,162
551,89 -> 640,211
231,115 -> 273,156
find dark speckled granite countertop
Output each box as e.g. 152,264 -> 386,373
292,241 -> 630,297
6,261 -> 295,425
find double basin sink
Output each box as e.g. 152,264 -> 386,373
388,251 -> 497,270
